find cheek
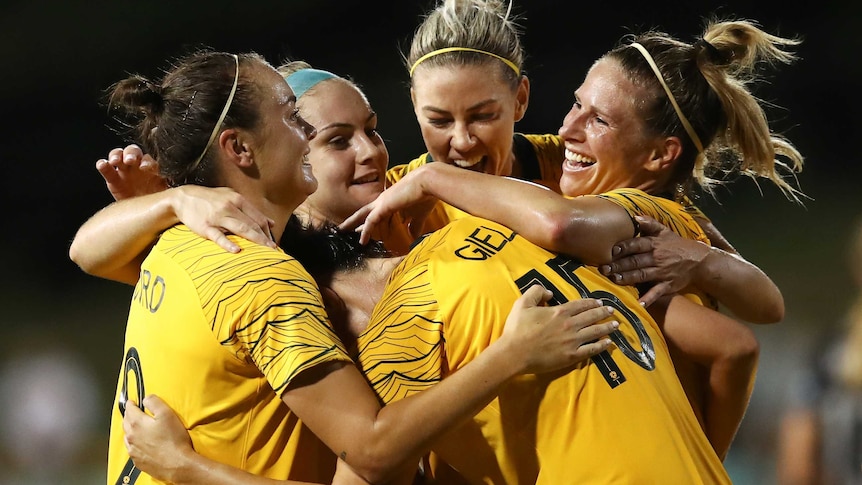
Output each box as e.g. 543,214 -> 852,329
373,144 -> 390,171
421,128 -> 447,153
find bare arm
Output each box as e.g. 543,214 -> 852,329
69,186 -> 277,285
123,288 -> 618,484
343,163 -> 635,265
654,295 -> 760,460
281,289 -> 616,483
605,216 -> 784,323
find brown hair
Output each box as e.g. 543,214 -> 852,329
107,50 -> 267,186
606,19 -> 805,202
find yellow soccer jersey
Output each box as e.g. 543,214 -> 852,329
592,188 -> 710,244
357,216 -> 729,484
107,226 -> 351,485
383,133 -> 565,249
590,188 -> 717,310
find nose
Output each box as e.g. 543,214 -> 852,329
300,116 -> 317,140
558,106 -> 584,141
450,122 -> 476,152
356,132 -> 386,166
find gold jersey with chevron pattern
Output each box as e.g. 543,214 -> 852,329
382,133 -> 564,254
106,225 -> 350,485
356,214 -> 729,484
592,188 -> 716,309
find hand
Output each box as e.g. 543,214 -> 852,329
340,167 -> 437,244
123,395 -> 192,483
172,185 -> 277,252
502,285 -> 618,375
600,215 -> 710,307
96,144 -> 168,201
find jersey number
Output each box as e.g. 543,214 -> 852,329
115,347 -> 145,485
515,255 -> 655,389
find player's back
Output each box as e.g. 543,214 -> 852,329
107,225 -> 340,484
364,215 -> 730,484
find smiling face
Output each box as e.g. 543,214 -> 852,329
295,80 -> 389,225
558,58 -> 667,197
251,64 -> 318,210
410,63 -> 528,177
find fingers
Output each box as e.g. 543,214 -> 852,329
516,284 -> 553,309
204,228 -> 241,253
141,394 -> 169,416
359,224 -> 373,246
610,267 -> 657,286
340,204 -> 373,231
122,144 -> 145,168
638,281 -> 671,307
552,296 -> 601,315
139,153 -> 159,171
218,211 -> 277,249
601,251 -> 656,278
634,215 -> 666,236
575,336 -> 614,359
122,399 -> 146,435
566,302 -> 614,329
608,237 -> 653,262
97,158 -> 121,184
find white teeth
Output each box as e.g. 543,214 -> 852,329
453,158 -> 482,168
353,174 -> 379,184
564,149 -> 595,165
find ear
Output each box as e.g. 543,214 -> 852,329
644,135 -> 682,173
217,129 -> 254,168
513,76 -> 530,122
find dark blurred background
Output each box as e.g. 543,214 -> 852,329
1,1 -> 859,483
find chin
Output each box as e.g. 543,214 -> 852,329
304,179 -> 319,195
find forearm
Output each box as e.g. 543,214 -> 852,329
660,296 -> 760,460
703,348 -> 759,461
359,340 -> 521,481
695,248 -> 784,323
418,164 -> 633,264
69,189 -> 180,284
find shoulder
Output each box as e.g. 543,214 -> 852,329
592,190 -> 708,243
386,153 -> 431,184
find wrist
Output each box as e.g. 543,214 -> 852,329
167,445 -> 202,485
418,163 -> 442,198
693,244 -> 722,286
162,187 -> 186,226
487,333 -> 526,378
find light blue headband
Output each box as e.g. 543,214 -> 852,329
284,68 -> 339,98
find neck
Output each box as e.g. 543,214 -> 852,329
219,170 -> 304,244
330,256 -> 404,337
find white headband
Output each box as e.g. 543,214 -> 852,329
630,42 -> 704,154
189,54 -> 241,172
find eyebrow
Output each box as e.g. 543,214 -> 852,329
278,94 -> 297,107
317,111 -> 377,133
420,99 -> 498,115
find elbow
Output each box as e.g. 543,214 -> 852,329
541,210 -> 613,265
542,214 -> 575,253
722,325 -> 761,371
744,291 -> 785,325
757,303 -> 784,325
68,238 -> 97,275
762,292 -> 785,324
